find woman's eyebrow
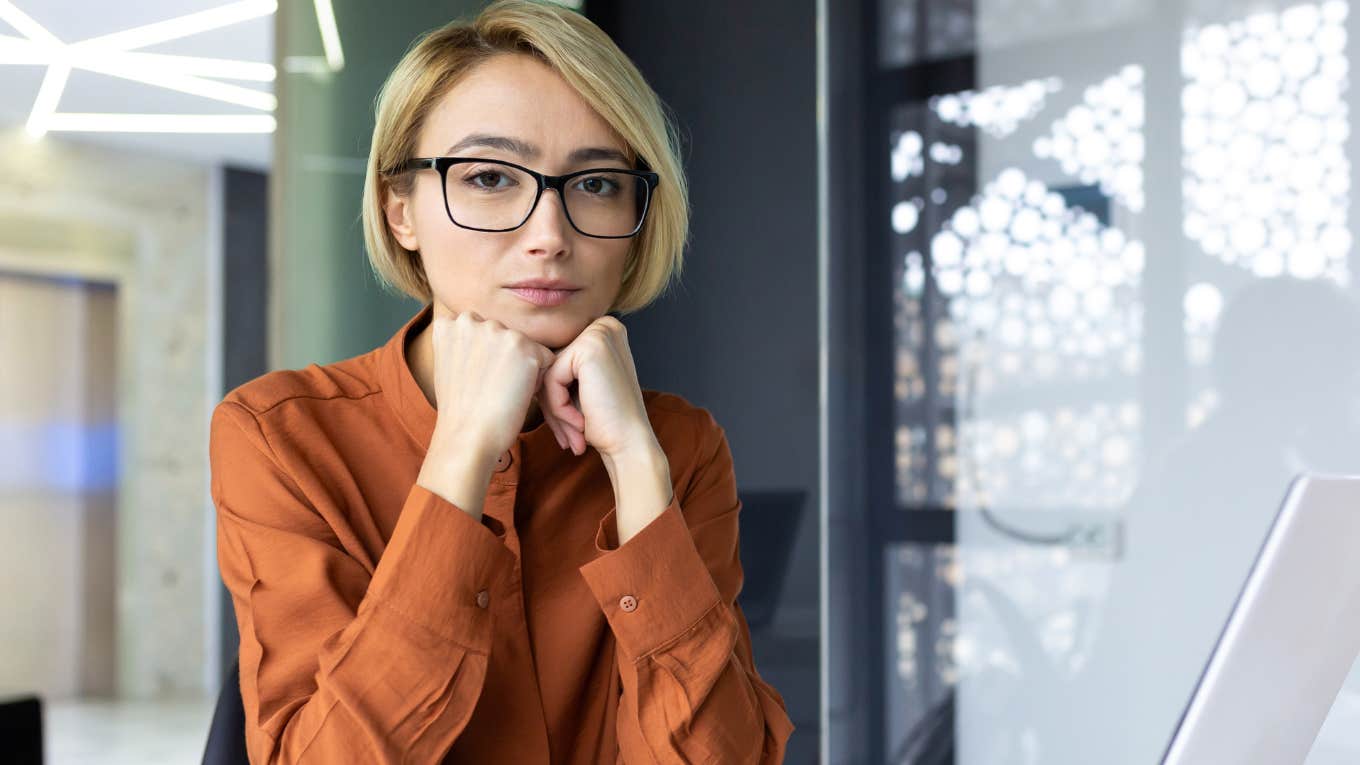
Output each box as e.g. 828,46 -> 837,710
445,133 -> 629,165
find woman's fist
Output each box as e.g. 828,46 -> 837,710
537,315 -> 655,459
427,302 -> 556,465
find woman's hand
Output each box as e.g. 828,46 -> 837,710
537,315 -> 672,544
425,303 -> 556,467
537,315 -> 657,460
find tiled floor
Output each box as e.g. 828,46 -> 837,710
45,697 -> 216,765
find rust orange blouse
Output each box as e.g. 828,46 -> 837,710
209,303 -> 794,764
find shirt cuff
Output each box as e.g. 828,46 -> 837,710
365,483 -> 516,650
577,497 -> 724,660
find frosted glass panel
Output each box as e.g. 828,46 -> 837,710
884,0 -> 1360,761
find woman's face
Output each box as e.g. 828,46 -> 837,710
385,53 -> 635,351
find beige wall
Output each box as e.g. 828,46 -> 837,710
0,128 -> 215,699
0,275 -> 117,699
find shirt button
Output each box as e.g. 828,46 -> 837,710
494,450 -> 512,473
476,589 -> 490,609
619,595 -> 638,613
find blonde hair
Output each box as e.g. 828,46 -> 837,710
361,0 -> 689,314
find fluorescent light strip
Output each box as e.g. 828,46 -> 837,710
0,1 -> 60,46
25,63 -> 68,138
44,113 -> 276,133
73,55 -> 276,110
282,55 -> 332,75
70,0 -> 277,52
0,36 -> 274,83
313,0 -> 344,71
0,32 -> 46,64
104,51 -> 275,82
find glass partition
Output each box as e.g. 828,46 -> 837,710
860,0 -> 1360,761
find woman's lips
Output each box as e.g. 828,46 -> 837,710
507,287 -> 580,307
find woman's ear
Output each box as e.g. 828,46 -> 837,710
384,187 -> 420,251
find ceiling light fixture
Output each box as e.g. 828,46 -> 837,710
44,113 -> 277,133
2,0 -> 287,138
0,33 -> 46,65
0,1 -> 59,46
283,0 -> 345,75
70,55 -> 277,110
101,51 -> 276,82
314,0 -> 344,72
66,0 -> 277,53
25,63 -> 68,138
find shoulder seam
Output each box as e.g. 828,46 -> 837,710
217,400 -> 312,506
248,388 -> 384,418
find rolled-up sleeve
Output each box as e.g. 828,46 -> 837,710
211,400 -> 514,764
577,411 -> 795,764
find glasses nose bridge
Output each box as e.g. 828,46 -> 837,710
524,172 -> 572,231
539,171 -> 570,197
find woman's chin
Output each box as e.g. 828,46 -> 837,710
483,299 -> 590,349
516,321 -> 581,352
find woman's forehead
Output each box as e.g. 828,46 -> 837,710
422,56 -> 626,160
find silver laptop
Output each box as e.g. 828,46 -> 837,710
1162,474 -> 1360,764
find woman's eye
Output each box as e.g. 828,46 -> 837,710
575,175 -> 619,195
465,170 -> 515,190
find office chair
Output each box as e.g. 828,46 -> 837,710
736,489 -> 808,630
0,695 -> 42,765
202,657 -> 250,765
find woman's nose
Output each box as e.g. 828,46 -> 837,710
520,188 -> 572,249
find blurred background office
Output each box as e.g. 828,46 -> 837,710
2,0 -> 1360,763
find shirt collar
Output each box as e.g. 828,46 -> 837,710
377,302 -> 439,450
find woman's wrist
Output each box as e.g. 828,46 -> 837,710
601,442 -> 673,545
418,427 -> 500,519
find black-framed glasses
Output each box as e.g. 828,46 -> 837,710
387,156 -> 660,239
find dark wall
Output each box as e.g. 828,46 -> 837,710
586,3 -> 822,761
219,166 -> 270,675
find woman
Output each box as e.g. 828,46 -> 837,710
208,1 -> 795,763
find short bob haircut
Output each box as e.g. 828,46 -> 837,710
361,0 -> 689,314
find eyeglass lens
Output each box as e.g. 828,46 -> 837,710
445,161 -> 648,237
